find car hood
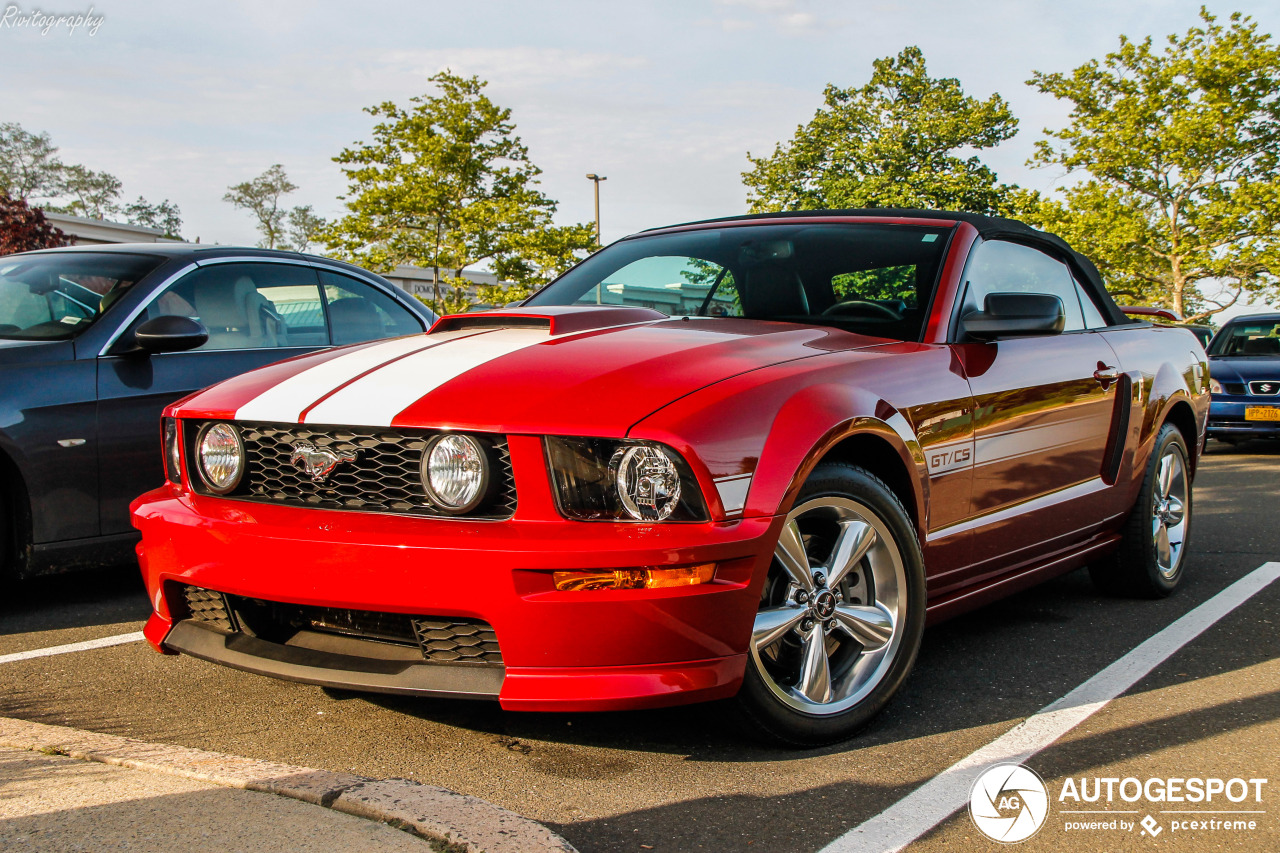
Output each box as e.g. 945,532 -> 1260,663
1208,355 -> 1280,383
177,307 -> 881,435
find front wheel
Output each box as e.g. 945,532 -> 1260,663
1090,422 -> 1192,597
736,463 -> 926,746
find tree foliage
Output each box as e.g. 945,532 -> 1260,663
325,71 -> 595,313
56,163 -> 123,219
0,123 -> 63,200
743,47 -> 1019,215
0,193 -> 71,255
0,121 -> 182,237
223,164 -> 297,250
1025,9 -> 1280,321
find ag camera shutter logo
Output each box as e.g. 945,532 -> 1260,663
969,764 -> 1050,843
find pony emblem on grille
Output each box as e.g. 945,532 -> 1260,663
290,440 -> 358,484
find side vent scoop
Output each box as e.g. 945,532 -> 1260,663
429,305 -> 666,336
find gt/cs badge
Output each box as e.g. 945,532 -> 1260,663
290,441 -> 358,484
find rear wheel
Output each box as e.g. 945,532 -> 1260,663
1090,423 -> 1191,597
736,464 -> 926,746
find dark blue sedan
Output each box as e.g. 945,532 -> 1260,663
0,244 -> 436,582
1206,312 -> 1280,444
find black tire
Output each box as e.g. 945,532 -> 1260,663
735,463 -> 926,747
0,488 -> 12,595
1089,423 -> 1192,598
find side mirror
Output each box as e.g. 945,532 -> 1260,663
133,315 -> 208,354
961,292 -> 1066,341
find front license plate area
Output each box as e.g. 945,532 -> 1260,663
1245,406 -> 1280,422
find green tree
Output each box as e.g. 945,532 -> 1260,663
0,123 -> 63,200
53,163 -> 122,219
743,47 -> 1019,215
325,70 -> 596,313
284,204 -> 327,253
123,196 -> 183,239
1026,9 -> 1280,321
223,164 -> 297,249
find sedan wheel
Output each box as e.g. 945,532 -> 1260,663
737,463 -> 925,745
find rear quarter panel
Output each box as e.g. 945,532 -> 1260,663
1100,324 -> 1209,511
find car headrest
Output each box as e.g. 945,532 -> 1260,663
194,274 -> 257,330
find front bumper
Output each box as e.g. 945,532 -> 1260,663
133,487 -> 780,711
1207,396 -> 1280,440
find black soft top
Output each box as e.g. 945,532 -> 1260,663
644,207 -> 1131,327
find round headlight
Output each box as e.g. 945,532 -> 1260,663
197,423 -> 244,494
612,445 -> 682,521
421,434 -> 489,513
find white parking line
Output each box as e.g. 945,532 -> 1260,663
0,631 -> 144,665
821,561 -> 1280,853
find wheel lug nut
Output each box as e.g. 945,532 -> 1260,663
813,573 -> 826,587
796,591 -> 809,604
801,618 -> 815,632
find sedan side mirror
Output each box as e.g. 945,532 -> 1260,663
133,315 -> 209,354
961,292 -> 1066,341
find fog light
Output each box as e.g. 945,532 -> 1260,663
553,563 -> 716,591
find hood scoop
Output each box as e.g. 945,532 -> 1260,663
429,305 -> 666,337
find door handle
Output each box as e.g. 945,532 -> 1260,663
1094,365 -> 1121,384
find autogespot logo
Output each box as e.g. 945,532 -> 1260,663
970,764 -> 1051,843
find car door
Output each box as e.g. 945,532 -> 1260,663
951,239 -> 1124,579
95,260 -> 332,535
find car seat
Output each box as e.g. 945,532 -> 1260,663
741,267 -> 810,320
193,273 -> 280,349
328,297 -> 384,345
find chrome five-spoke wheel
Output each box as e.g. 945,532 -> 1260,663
1089,422 -> 1192,598
737,463 -> 925,745
1151,447 -> 1187,578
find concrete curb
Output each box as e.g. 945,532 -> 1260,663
0,716 -> 576,853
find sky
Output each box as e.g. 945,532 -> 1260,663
3,0 -> 1278,318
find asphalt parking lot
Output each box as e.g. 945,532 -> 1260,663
2,440 -> 1277,852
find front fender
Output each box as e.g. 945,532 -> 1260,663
749,385 -> 925,524
629,353 -> 930,530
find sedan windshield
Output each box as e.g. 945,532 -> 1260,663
1207,321 -> 1280,357
0,252 -> 165,340
525,222 -> 953,341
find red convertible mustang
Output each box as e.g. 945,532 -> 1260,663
133,210 -> 1209,745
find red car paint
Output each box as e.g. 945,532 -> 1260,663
132,212 -> 1210,712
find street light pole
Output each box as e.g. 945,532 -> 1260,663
586,173 -> 607,245
586,174 -> 607,303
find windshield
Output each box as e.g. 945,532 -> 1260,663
1207,320 -> 1280,357
525,222 -> 953,341
0,252 -> 165,340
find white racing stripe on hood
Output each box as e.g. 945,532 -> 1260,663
302,327 -> 551,426
234,331 -> 478,423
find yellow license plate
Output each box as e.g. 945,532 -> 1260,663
1245,406 -> 1280,422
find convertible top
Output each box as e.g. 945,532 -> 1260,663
644,208 -> 1132,327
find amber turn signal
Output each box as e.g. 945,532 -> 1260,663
553,563 -> 716,592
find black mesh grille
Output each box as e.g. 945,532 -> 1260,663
178,586 -> 503,666
1224,383 -> 1247,395
413,618 -> 503,664
181,585 -> 234,632
191,422 -> 516,519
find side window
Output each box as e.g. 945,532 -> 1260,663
1076,279 -> 1108,329
146,262 -> 325,350
318,270 -> 425,345
960,240 -> 1085,333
